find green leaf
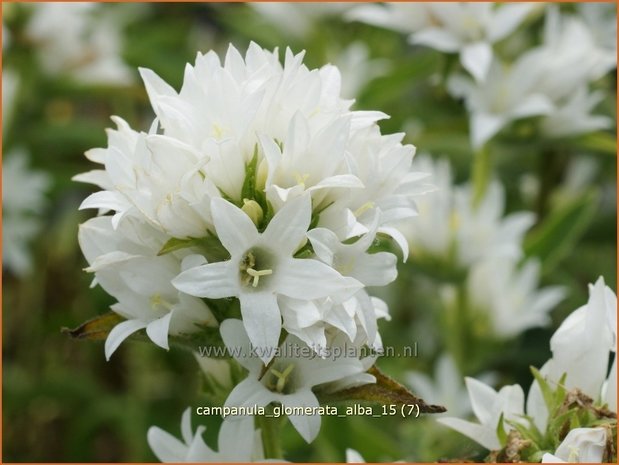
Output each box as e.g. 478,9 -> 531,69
170,326 -> 226,355
524,191 -> 599,273
157,234 -> 230,262
572,132 -> 617,156
530,366 -> 555,412
64,312 -> 226,355
317,365 -> 446,414
496,412 -> 508,446
157,237 -> 201,255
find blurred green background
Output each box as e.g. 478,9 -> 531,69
3,2 -> 616,462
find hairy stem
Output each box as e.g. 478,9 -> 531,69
257,409 -> 284,460
471,145 -> 492,208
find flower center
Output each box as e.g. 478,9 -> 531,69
567,445 -> 580,462
239,248 -> 274,289
267,363 -> 295,393
150,293 -> 174,312
353,201 -> 374,218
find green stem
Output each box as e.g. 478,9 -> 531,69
471,145 -> 492,209
256,409 -> 284,460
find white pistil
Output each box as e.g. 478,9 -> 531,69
150,293 -> 174,311
353,201 -> 375,218
294,172 -> 310,188
270,363 -> 295,393
246,267 -> 273,287
567,445 -> 580,462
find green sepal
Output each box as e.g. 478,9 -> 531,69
157,233 -> 230,262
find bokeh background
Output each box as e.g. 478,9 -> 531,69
2,2 -> 616,462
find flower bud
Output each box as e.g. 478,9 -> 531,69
242,198 -> 264,226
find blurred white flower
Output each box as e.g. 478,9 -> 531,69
450,5 -> 616,148
438,377 -> 526,450
447,55 -> 554,149
78,216 -> 217,360
345,448 -> 404,463
148,407 -> 264,462
399,155 -> 452,261
194,353 -> 233,391
348,2 -> 537,82
251,2 -> 352,39
540,87 -> 612,138
406,155 -> 534,268
346,449 -> 366,463
547,277 -> 616,398
544,5 -> 616,83
466,258 -> 565,338
527,277 -> 616,431
406,354 -> 471,418
542,427 -> 607,463
173,194 -> 362,363
25,2 -> 133,85
329,42 -> 389,98
2,151 -> 50,276
220,319 -> 373,443
578,3 -> 617,64
2,69 -> 18,133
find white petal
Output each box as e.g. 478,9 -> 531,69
437,417 -> 500,450
281,389 -> 321,443
351,252 -> 397,287
219,318 -> 262,374
180,407 -> 193,445
239,292 -> 281,363
554,427 -> 606,462
465,377 -> 496,426
306,228 -> 339,265
307,174 -> 364,191
604,356 -> 616,411
263,194 -> 311,255
172,261 -> 237,299
487,4 -> 536,42
410,27 -> 461,52
218,417 -> 256,460
146,311 -> 173,350
277,259 -> 363,301
105,319 -> 147,360
541,453 -> 565,463
511,94 -> 554,119
139,67 -> 177,100
79,190 -> 130,212
377,226 -> 409,261
147,426 -> 188,462
460,42 -> 493,82
346,449 -> 366,463
471,112 -> 506,149
224,378 -> 275,409
211,197 -> 260,253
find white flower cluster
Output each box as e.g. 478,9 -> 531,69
77,43 -> 428,443
349,2 -> 616,149
439,277 -> 617,462
406,155 -> 565,338
2,151 -> 51,276
25,2 -> 133,85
